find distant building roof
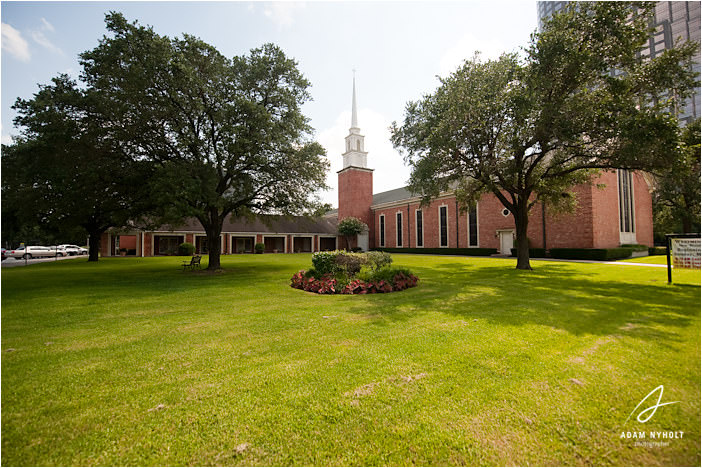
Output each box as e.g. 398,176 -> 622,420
149,214 -> 338,235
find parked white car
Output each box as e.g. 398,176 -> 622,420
8,246 -> 62,260
58,244 -> 87,256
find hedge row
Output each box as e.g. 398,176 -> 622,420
372,247 -> 498,256
548,247 -> 636,261
510,248 -> 547,258
649,246 -> 667,256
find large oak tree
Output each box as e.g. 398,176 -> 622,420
2,75 -> 153,261
391,2 -> 698,269
79,13 -> 328,269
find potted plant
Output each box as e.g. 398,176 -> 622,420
254,243 -> 265,254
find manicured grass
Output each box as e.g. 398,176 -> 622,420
618,255 -> 669,264
2,254 -> 700,466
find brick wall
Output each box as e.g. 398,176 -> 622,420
338,168 -> 374,247
633,172 -> 654,246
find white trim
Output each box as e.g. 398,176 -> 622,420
415,208 -> 424,248
467,202 -> 480,247
262,235 -> 287,253
617,169 -> 637,244
395,211 -> 404,247
439,204 -> 449,247
379,214 -> 386,247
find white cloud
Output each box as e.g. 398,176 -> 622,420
2,23 -> 31,62
30,30 -> 63,55
438,33 -> 509,77
262,2 -> 305,28
2,134 -> 14,145
315,108 -> 411,207
40,17 -> 55,32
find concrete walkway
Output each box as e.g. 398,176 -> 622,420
528,257 -> 668,268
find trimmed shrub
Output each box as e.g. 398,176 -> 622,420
312,250 -> 342,275
373,247 -> 497,256
254,243 -> 265,254
649,246 -> 667,256
510,248 -> 547,258
178,242 -> 195,256
365,251 -> 393,271
548,247 -> 635,261
622,244 -> 649,251
335,252 -> 364,276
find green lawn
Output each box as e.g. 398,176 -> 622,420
2,254 -> 700,466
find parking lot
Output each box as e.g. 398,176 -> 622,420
1,255 -> 84,268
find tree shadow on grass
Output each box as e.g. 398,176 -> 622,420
340,262 -> 700,343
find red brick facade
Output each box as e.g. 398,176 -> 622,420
368,171 -> 653,251
338,167 -> 374,248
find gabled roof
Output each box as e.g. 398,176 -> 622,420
150,214 -> 338,235
372,186 -> 415,206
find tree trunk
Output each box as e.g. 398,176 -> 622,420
87,229 -> 103,262
514,200 -> 532,270
203,212 -> 225,270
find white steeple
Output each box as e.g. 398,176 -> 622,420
343,71 -> 368,169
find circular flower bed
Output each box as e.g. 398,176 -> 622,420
290,250 -> 419,295
290,269 -> 418,295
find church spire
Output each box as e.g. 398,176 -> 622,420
342,71 -> 368,169
351,70 -> 359,130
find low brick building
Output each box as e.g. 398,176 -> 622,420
101,216 -> 338,257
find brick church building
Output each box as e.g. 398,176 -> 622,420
335,78 -> 653,255
100,78 -> 653,257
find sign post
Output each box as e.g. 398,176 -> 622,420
666,234 -> 701,284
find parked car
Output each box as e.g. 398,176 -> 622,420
48,246 -> 68,257
58,244 -> 85,256
1,248 -> 6,261
8,246 -> 61,260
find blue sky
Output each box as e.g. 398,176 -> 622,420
1,1 -> 538,206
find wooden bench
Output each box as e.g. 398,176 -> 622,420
182,255 -> 202,271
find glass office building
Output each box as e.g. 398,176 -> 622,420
537,1 -> 701,123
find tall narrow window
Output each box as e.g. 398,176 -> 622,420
618,169 -> 635,233
379,215 -> 385,247
439,206 -> 448,247
468,204 -> 478,247
416,210 -> 423,247
396,212 -> 403,247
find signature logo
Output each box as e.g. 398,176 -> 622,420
625,385 -> 679,424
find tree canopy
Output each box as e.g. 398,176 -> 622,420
2,75 -> 153,261
653,118 -> 701,237
337,217 -> 368,250
391,2 -> 698,269
77,13 -> 328,269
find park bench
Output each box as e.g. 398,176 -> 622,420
182,255 -> 202,271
